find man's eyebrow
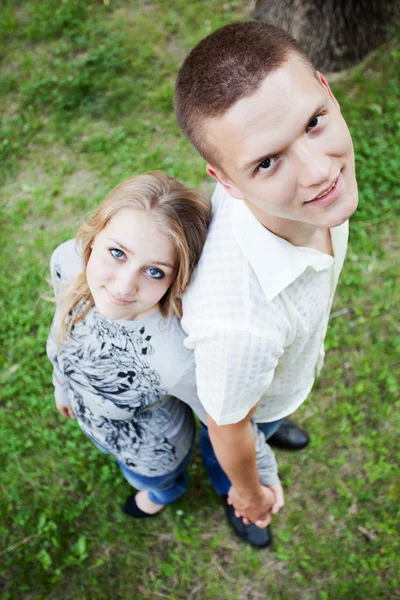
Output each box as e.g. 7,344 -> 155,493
107,238 -> 175,269
239,100 -> 330,173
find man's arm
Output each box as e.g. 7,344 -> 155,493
207,406 -> 277,524
182,326 -> 287,522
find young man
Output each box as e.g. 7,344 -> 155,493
174,22 -> 358,547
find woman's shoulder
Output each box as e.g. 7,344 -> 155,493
120,313 -> 187,346
50,239 -> 83,283
133,314 -> 190,360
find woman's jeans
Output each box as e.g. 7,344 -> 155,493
86,434 -> 192,506
199,419 -> 284,496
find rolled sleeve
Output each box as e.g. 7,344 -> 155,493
252,422 -> 280,486
52,372 -> 70,407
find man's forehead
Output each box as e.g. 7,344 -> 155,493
227,56 -> 319,118
203,54 -> 326,171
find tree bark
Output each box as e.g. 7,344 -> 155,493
252,0 -> 400,72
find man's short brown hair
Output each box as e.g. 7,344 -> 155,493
174,21 -> 314,167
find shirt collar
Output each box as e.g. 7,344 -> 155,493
232,198 -> 347,302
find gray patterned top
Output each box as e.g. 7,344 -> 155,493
47,240 -> 280,484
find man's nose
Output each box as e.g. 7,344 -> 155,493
294,141 -> 331,189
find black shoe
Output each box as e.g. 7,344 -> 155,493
222,496 -> 272,548
268,418 -> 309,450
122,494 -> 160,518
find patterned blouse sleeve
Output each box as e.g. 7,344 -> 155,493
46,243 -> 73,407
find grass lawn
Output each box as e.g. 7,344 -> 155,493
0,1 -> 399,598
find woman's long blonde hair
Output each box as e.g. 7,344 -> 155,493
55,171 -> 211,343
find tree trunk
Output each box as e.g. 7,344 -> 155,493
252,0 -> 399,72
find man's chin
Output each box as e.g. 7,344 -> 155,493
324,193 -> 358,228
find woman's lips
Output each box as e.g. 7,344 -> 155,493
106,290 -> 134,306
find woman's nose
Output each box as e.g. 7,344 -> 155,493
116,268 -> 140,298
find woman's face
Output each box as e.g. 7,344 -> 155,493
86,208 -> 177,321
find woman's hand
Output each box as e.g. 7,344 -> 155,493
56,401 -> 75,419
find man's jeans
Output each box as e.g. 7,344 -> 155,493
86,433 -> 192,505
199,419 -> 284,495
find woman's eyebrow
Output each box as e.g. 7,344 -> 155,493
108,237 -> 135,255
107,238 -> 175,270
151,260 -> 175,269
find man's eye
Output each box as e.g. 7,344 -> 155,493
146,267 -> 165,279
110,248 -> 125,261
307,115 -> 323,131
257,156 -> 277,173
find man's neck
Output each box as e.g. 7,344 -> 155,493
244,201 -> 333,256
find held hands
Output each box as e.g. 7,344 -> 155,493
227,483 -> 284,528
55,401 -> 75,419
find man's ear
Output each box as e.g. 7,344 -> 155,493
206,164 -> 246,200
317,72 -> 340,110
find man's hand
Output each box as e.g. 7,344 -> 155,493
207,408 -> 283,529
56,401 -> 75,419
228,483 -> 285,527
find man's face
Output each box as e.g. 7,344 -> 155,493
206,53 -> 358,229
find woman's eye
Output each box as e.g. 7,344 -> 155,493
146,267 -> 165,280
307,115 -> 323,131
257,156 -> 277,173
110,248 -> 125,261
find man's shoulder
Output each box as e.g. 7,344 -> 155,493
207,183 -> 237,242
183,185 -> 286,324
183,190 -> 245,313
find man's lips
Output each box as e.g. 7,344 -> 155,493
305,174 -> 341,206
314,177 -> 338,200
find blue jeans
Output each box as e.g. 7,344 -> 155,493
199,419 -> 284,496
86,434 -> 192,506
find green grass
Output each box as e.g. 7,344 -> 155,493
1,1 -> 399,598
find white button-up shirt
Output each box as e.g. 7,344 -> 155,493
182,184 -> 349,426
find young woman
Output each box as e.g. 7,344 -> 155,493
47,170 -> 280,527
47,171 -> 211,517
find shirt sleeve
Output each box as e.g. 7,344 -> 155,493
191,327 -> 285,425
252,422 -> 280,486
46,304 -> 71,407
46,241 -> 76,407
